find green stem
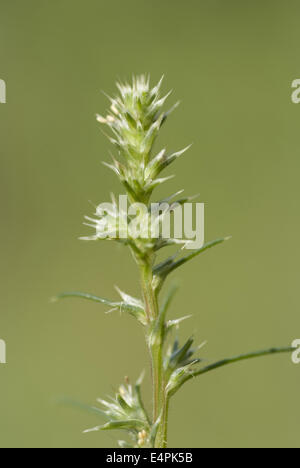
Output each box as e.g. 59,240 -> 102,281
139,259 -> 165,447
140,260 -> 157,322
156,392 -> 170,448
150,340 -> 163,427
163,396 -> 170,448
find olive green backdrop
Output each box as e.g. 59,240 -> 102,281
0,0 -> 299,448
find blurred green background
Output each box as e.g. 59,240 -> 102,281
0,0 -> 299,448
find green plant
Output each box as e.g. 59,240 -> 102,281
56,76 -> 293,448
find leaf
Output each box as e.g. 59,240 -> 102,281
154,190 -> 184,205
166,315 -> 192,331
160,101 -> 180,126
149,414 -> 162,447
83,419 -> 146,433
58,397 -> 106,418
153,237 -> 230,290
154,238 -> 193,252
166,346 -> 294,398
102,161 -> 121,178
145,145 -> 191,180
54,291 -> 119,307
115,287 -> 144,309
134,371 -> 151,424
118,440 -> 133,448
157,145 -> 192,175
148,286 -> 180,350
160,284 -> 179,319
117,395 -> 132,412
144,175 -> 175,192
165,361 -> 198,396
171,337 -> 194,365
53,291 -> 147,325
144,149 -> 167,179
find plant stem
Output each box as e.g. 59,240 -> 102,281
150,339 -> 163,427
156,392 -> 170,448
139,259 -> 166,447
140,260 -> 158,322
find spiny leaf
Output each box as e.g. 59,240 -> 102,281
144,175 -> 175,192
54,291 -> 119,307
145,145 -> 191,180
102,161 -> 122,178
160,101 -> 180,126
83,419 -> 146,433
156,145 -> 192,176
166,315 -> 192,331
153,237 -> 231,290
167,346 -> 294,398
53,291 -> 147,325
115,287 -> 143,309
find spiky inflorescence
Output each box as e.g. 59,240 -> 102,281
96,75 -> 183,204
56,76 -> 293,448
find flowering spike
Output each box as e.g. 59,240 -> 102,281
56,75 -> 291,449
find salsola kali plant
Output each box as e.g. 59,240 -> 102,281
57,76 -> 293,448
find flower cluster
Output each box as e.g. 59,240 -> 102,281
83,374 -> 154,448
96,76 -> 180,204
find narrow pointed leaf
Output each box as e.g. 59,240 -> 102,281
160,284 -> 179,320
54,292 -> 120,307
167,346 -> 294,398
100,419 -> 146,431
115,287 -> 143,309
118,440 -> 132,448
158,145 -> 191,175
150,414 -> 162,447
167,315 -> 192,330
153,237 -> 230,288
54,292 -> 147,325
150,286 -> 179,348
145,175 -> 175,192
59,397 -> 107,418
134,371 -> 151,425
171,337 -> 194,364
